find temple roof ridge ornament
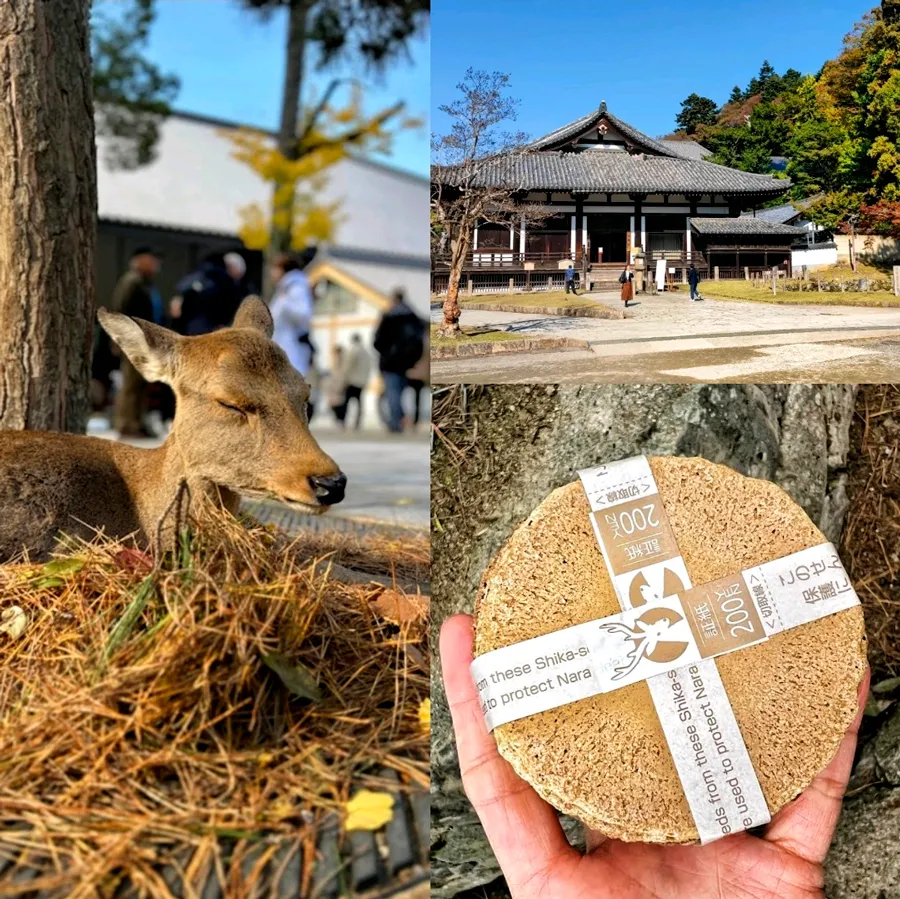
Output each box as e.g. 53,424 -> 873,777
599,100 -> 607,114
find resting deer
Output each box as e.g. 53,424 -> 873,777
0,297 -> 346,562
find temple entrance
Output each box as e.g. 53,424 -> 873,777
586,213 -> 629,264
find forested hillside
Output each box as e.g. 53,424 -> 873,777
665,0 -> 899,235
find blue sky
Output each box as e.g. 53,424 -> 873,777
95,0 -> 429,178
432,0 -> 876,144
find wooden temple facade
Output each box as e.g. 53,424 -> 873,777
432,103 -> 800,293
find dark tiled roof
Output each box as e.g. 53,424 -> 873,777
691,217 -> 804,235
740,203 -> 804,224
437,152 -> 790,196
530,103 -> 683,159
660,140 -> 712,161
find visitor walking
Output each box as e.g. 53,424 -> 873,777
270,252 -> 315,377
343,333 -> 371,430
688,263 -> 703,301
619,264 -> 635,308
326,346 -> 349,426
565,264 -> 579,296
405,328 -> 430,430
374,288 -> 425,433
109,246 -> 163,437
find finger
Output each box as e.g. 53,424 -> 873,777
440,614 -> 574,888
763,666 -> 870,865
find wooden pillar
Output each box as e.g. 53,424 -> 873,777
473,225 -> 479,250
629,194 -> 646,252
570,214 -> 576,260
573,194 -> 585,261
519,215 -> 526,257
714,266 -> 720,280
744,266 -> 750,280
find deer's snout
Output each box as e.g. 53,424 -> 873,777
309,472 -> 347,506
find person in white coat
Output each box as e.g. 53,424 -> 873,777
269,252 -> 315,377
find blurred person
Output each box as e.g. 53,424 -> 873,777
270,251 -> 315,377
343,333 -> 372,430
173,252 -> 243,336
326,345 -> 349,426
109,246 -> 162,437
405,328 -> 430,429
373,288 -> 425,434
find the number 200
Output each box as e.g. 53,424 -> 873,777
718,594 -> 755,636
613,504 -> 659,535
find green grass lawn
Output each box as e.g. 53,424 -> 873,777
459,290 -> 600,309
430,324 -> 522,347
698,280 -> 900,307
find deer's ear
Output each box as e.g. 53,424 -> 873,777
232,295 -> 274,338
98,309 -> 180,384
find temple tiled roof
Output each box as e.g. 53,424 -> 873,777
438,152 -> 790,196
530,104 -> 684,159
740,203 -> 805,224
691,217 -> 805,235
660,140 -> 713,161
437,104 -> 789,197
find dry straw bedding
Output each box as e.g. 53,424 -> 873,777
0,514 -> 429,897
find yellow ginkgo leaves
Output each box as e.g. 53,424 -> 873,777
344,790 -> 394,832
418,698 -> 431,733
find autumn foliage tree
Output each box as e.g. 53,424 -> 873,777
431,69 -> 550,337
239,0 -> 428,283
226,81 -> 419,251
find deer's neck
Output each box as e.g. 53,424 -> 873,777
118,438 -> 240,544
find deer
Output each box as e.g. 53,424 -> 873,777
0,297 -> 347,562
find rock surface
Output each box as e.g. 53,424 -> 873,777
430,384 -> 859,898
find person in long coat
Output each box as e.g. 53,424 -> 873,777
620,264 -> 635,307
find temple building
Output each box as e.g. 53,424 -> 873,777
433,102 -> 801,293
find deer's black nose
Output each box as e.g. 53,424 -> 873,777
309,472 -> 347,505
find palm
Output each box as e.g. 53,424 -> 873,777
440,615 -> 867,899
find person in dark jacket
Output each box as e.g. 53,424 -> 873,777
173,253 -> 245,336
109,246 -> 162,437
373,289 -> 425,433
688,264 -> 703,302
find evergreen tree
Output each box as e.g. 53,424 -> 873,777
92,0 -> 180,169
728,85 -> 744,104
674,93 -> 719,134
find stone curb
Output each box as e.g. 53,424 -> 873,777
461,301 -> 625,319
432,336 -> 590,359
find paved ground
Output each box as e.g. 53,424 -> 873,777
89,418 -> 430,532
433,292 -> 900,382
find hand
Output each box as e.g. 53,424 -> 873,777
441,614 -> 869,899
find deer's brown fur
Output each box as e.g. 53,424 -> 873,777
0,298 -> 344,561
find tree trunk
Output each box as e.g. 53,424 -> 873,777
0,0 -> 97,433
441,230 -> 471,337
264,0 -> 308,296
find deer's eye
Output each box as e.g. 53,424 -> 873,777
217,400 -> 248,416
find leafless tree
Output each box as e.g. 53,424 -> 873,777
431,69 -> 549,337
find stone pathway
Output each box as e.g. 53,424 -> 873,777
432,292 -> 900,382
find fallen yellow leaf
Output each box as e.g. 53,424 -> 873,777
418,698 -> 431,732
344,790 -> 394,832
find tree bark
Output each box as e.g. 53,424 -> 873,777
441,230 -> 470,337
264,0 -> 308,295
0,0 -> 97,433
